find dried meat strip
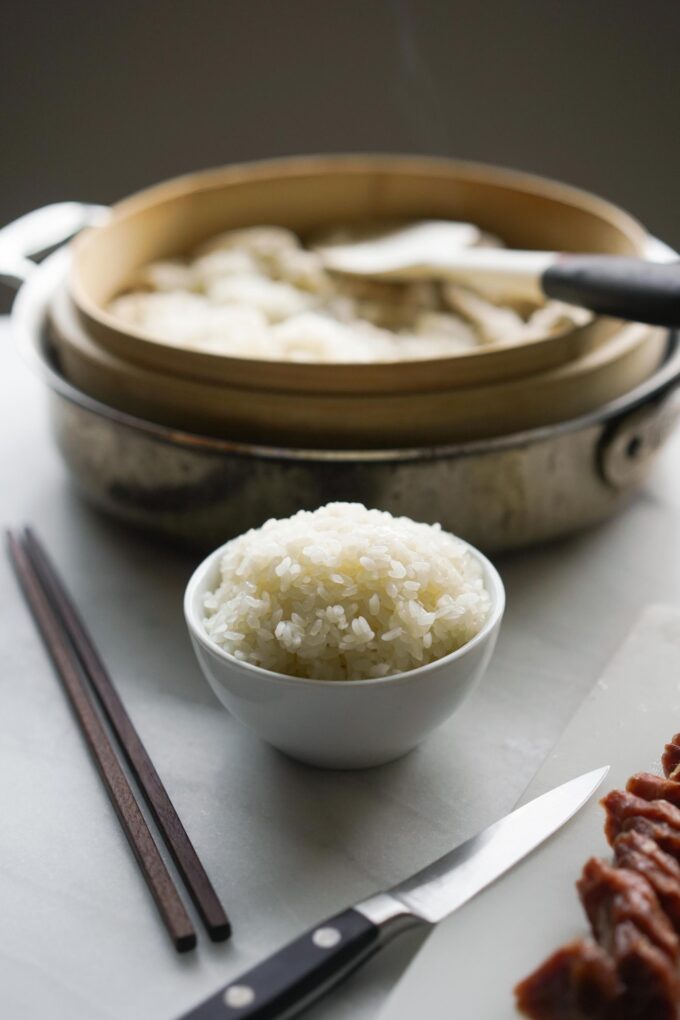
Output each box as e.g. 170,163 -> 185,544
628,773 -> 680,806
601,790 -> 680,845
514,939 -> 621,1020
516,737 -> 680,1019
613,920 -> 680,1020
617,832 -> 680,882
577,858 -> 679,962
515,923 -> 680,1020
662,740 -> 680,780
623,817 -> 680,863
614,831 -> 680,931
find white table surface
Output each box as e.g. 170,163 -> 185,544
1,315 -> 679,1020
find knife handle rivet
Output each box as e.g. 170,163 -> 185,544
312,926 -> 342,949
224,985 -> 255,1009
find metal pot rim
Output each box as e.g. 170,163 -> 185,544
13,246 -> 680,466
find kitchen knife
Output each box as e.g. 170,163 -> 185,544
178,766 -> 608,1020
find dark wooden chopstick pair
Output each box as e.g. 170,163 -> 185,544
7,527 -> 230,952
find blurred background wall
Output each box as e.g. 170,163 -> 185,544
2,0 -> 679,274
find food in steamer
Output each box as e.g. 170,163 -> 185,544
515,734 -> 680,1019
108,225 -> 590,363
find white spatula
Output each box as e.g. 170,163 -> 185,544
318,220 -> 680,327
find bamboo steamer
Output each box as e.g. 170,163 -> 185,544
50,282 -> 666,448
67,155 -> 650,396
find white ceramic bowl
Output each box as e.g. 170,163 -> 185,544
184,539 -> 505,769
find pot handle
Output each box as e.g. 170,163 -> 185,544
0,202 -> 109,291
598,366 -> 680,489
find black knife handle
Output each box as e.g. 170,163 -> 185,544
178,908 -> 380,1020
542,256 -> 680,327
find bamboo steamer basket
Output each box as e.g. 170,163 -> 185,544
67,155 -> 651,401
50,281 -> 665,447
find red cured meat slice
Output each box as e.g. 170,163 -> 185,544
614,920 -> 680,1020
515,924 -> 680,1019
516,739 -> 680,1019
628,773 -> 680,806
601,790 -> 680,845
577,858 -> 679,962
614,831 -> 680,931
622,817 -> 680,863
514,939 -> 621,1019
662,740 -> 680,780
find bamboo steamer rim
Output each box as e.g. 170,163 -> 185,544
68,154 -> 650,395
100,154 -> 652,231
51,279 -> 665,449
17,242 -> 680,463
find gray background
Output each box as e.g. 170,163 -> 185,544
2,0 -> 679,245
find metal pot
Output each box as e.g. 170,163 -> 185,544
2,200 -> 679,553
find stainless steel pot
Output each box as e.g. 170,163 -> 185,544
3,202 -> 680,552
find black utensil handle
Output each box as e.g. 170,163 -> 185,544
178,908 -> 380,1020
542,256 -> 680,328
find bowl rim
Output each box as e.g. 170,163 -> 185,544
183,529 -> 505,689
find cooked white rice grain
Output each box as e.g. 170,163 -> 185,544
202,503 -> 491,681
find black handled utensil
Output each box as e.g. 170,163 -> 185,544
319,221 -> 680,327
541,255 -> 680,327
178,766 -> 609,1019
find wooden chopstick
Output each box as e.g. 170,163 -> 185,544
7,531 -> 197,953
21,527 -> 231,943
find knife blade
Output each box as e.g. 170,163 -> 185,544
178,766 -> 608,1020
